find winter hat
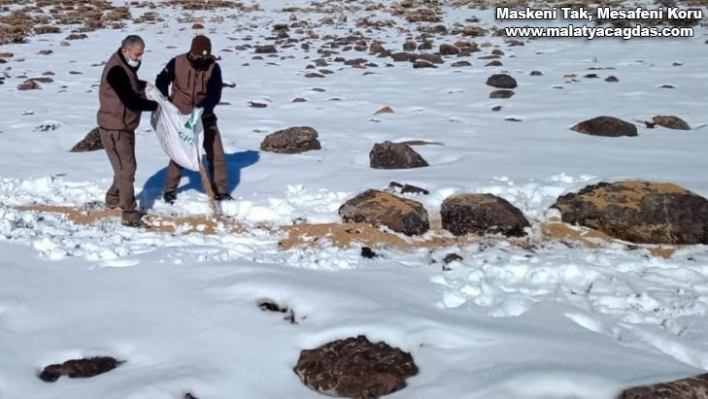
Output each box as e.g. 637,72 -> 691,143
190,35 -> 211,57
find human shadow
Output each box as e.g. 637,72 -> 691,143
137,150 -> 260,210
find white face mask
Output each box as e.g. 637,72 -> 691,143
127,58 -> 140,67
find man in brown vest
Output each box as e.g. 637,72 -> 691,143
97,35 -> 159,228
155,35 -> 233,204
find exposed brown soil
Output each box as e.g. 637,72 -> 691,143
11,204 -> 680,257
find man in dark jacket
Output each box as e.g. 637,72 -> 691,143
97,34 -> 159,228
155,34 -> 233,204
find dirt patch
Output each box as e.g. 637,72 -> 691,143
13,204 -> 248,235
12,204 -> 680,257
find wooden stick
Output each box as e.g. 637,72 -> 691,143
198,160 -> 219,219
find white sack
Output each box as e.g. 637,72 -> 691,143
145,86 -> 204,172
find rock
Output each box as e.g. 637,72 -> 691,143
387,181 -> 429,195
530,70 -> 543,76
255,45 -> 277,54
260,126 -> 321,154
70,127 -> 103,152
413,60 -> 436,69
403,41 -> 417,51
486,73 -> 517,89
452,60 -> 472,67
369,141 -> 428,169
294,335 -> 418,399
369,41 -> 385,54
550,180 -> 708,245
441,193 -> 530,237
305,72 -> 325,78
391,52 -> 415,62
17,79 -> 40,90
605,75 -> 619,82
339,189 -> 430,236
374,106 -> 394,115
485,60 -> 503,67
571,116 -> 638,137
490,89 -> 514,99
652,115 -> 690,130
39,356 -> 123,382
491,105 -> 502,111
439,43 -> 460,55
416,53 -> 443,64
616,372 -> 708,399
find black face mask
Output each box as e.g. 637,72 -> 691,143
189,56 -> 212,71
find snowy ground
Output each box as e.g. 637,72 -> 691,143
1,0 -> 708,397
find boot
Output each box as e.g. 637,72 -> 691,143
163,191 -> 177,205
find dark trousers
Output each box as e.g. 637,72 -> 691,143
100,128 -> 140,222
164,117 -> 228,194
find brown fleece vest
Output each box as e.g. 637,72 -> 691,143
97,51 -> 141,131
169,54 -> 215,115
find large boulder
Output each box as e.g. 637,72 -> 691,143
260,126 -> 321,154
651,115 -> 691,130
370,141 -> 428,169
550,181 -> 708,245
441,193 -> 530,237
486,73 -> 517,89
70,127 -> 102,152
571,116 -> 638,137
616,372 -> 708,398
338,189 -> 430,236
294,335 -> 419,399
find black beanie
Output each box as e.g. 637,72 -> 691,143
190,35 -> 211,57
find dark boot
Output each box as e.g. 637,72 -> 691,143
121,210 -> 146,228
163,191 -> 177,205
214,192 -> 234,201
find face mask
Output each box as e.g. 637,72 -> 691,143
190,57 -> 211,70
127,58 -> 140,68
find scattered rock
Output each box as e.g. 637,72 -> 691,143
17,79 -> 40,90
416,53 -> 443,64
550,180 -> 708,245
452,60 -> 472,67
530,71 -> 543,76
38,50 -> 53,55
651,115 -> 690,130
305,72 -> 325,78
571,116 -> 638,137
185,394 -> 199,399
369,141 -> 428,169
443,253 -> 463,264
294,335 -> 418,399
248,101 -> 267,108
485,60 -> 503,67
439,43 -> 460,55
616,372 -> 708,399
491,105 -> 502,111
584,73 -> 599,78
486,73 -> 517,89
490,89 -> 514,99
413,60 -> 436,69
391,52 -> 415,62
386,181 -> 429,195
66,33 -> 88,40
292,97 -> 308,102
403,41 -> 417,51
441,193 -> 531,237
369,41 -> 385,54
70,127 -> 102,152
39,356 -> 123,382
339,189 -> 430,236
255,45 -> 277,54
605,75 -> 619,82
192,23 -> 204,29
374,106 -> 394,115
361,246 -> 379,259
260,126 -> 321,154
257,298 -> 298,324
